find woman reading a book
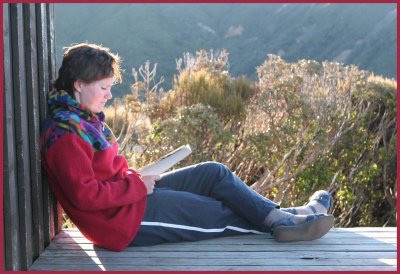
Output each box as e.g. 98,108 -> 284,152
40,43 -> 334,252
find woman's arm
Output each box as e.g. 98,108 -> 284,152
43,134 -> 147,211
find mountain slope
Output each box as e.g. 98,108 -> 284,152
54,3 -> 396,98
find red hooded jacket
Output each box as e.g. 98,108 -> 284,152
40,90 -> 147,251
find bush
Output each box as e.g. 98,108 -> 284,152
128,104 -> 233,170
226,56 -> 396,227
173,50 -> 255,120
103,52 -> 396,228
174,69 -> 255,120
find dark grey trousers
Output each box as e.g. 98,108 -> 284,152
130,161 -> 279,246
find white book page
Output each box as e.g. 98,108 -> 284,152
137,144 -> 192,176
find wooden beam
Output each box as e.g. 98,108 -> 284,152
10,3 -> 34,270
23,3 -> 45,261
3,3 -> 21,271
3,3 -> 58,270
35,3 -> 61,247
46,3 -> 63,235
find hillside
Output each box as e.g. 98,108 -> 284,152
54,3 -> 396,98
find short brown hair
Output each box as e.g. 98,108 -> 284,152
53,43 -> 122,96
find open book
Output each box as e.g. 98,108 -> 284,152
137,144 -> 192,176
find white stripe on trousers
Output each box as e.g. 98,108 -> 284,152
140,221 -> 266,235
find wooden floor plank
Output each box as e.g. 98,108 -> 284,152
59,226 -> 397,237
38,250 -> 397,259
29,264 -> 398,271
32,256 -> 397,265
30,227 -> 397,271
53,236 -> 397,245
45,242 -> 396,252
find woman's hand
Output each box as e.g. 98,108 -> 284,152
141,175 -> 161,195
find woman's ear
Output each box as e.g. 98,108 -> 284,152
73,80 -> 83,92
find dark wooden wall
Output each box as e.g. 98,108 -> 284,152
3,3 -> 62,271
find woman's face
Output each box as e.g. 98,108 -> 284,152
74,77 -> 113,113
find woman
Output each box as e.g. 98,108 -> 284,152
40,43 -> 334,252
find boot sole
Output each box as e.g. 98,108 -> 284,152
273,215 -> 334,242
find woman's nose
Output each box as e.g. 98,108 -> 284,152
105,89 -> 112,100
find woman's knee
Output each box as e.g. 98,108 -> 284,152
198,161 -> 230,177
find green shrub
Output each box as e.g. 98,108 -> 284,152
128,104 -> 233,170
172,50 -> 255,120
102,52 -> 396,229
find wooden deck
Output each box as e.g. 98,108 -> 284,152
30,227 -> 397,271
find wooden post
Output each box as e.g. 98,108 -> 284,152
23,3 -> 45,261
2,3 -> 59,270
3,4 -> 21,270
10,3 -> 34,269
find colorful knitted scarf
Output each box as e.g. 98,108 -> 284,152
41,90 -> 116,152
